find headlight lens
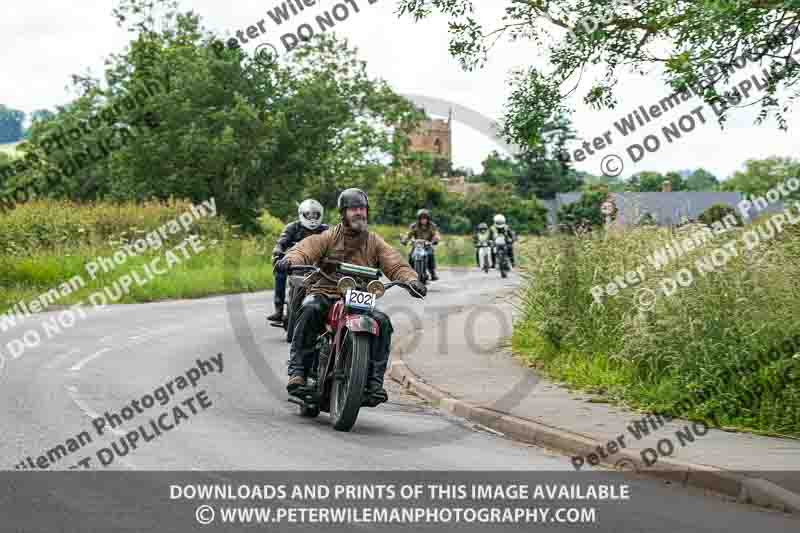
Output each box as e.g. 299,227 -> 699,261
367,280 -> 386,299
337,276 -> 357,294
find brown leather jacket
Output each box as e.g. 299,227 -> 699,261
284,223 -> 418,298
405,221 -> 441,243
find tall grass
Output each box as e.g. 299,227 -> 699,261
513,220 -> 800,436
0,202 -> 479,314
0,199 -> 274,312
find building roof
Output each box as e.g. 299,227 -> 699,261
542,191 -> 786,226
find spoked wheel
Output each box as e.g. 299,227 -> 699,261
415,259 -> 428,285
330,330 -> 371,432
285,289 -> 299,343
499,253 -> 509,278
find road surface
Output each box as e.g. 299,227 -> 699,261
0,269 -> 796,531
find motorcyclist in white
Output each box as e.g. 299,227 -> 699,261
490,214 -> 517,269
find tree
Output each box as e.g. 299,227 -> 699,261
698,204 -> 742,226
721,156 -> 800,200
556,189 -> 607,232
625,170 -> 685,192
579,171 -> 625,192
461,184 -> 548,234
397,1 -> 800,148
685,168 -> 720,191
451,165 -> 475,178
477,151 -> 519,187
0,105 -> 25,143
514,113 -> 581,199
626,171 -> 663,192
29,109 -> 55,124
369,171 -> 447,226
16,0 -> 419,231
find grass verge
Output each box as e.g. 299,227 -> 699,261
512,221 -> 800,437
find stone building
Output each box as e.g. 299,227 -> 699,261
406,108 -> 453,166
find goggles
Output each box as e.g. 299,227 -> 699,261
303,211 -> 322,221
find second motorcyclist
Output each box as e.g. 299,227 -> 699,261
401,208 -> 441,281
267,199 -> 329,323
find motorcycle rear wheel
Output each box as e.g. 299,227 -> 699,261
330,331 -> 371,432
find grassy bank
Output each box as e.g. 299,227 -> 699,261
513,221 -> 800,437
0,201 -> 479,314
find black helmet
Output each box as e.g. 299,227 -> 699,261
417,208 -> 430,219
337,188 -> 369,212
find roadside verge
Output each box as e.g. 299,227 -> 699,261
387,301 -> 800,515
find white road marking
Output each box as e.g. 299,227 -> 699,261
64,386 -> 136,470
68,347 -> 111,372
45,348 -> 80,370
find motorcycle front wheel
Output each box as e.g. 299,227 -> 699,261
330,330 -> 371,432
285,285 -> 305,343
415,258 -> 428,285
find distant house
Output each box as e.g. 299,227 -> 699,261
541,181 -> 785,227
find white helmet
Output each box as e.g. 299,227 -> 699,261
494,214 -> 506,227
298,199 -> 324,230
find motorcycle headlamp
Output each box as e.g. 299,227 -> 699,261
366,280 -> 386,299
337,276 -> 357,294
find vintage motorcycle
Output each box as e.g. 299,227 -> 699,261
476,238 -> 493,273
286,262 -> 422,432
408,239 -> 434,285
269,273 -> 306,343
494,234 -> 511,278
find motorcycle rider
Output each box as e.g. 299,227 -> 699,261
490,214 -> 517,269
274,188 -> 427,406
473,222 -> 492,268
401,208 -> 441,281
267,199 -> 329,323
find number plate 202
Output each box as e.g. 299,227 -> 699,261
345,289 -> 375,311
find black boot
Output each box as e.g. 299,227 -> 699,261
362,359 -> 389,407
267,301 -> 284,323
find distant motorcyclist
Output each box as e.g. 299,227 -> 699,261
267,199 -> 329,323
473,222 -> 492,268
401,209 -> 441,281
274,188 -> 426,405
490,214 -> 517,268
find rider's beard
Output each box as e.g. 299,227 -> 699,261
346,213 -> 368,233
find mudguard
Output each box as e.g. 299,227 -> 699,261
345,315 -> 379,335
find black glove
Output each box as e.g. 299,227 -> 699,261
274,257 -> 292,274
408,280 -> 427,299
271,253 -> 282,267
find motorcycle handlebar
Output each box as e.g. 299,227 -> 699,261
287,266 -> 423,299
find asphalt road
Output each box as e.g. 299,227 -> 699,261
0,268 -> 797,531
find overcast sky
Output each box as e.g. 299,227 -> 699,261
1,0 -> 797,180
